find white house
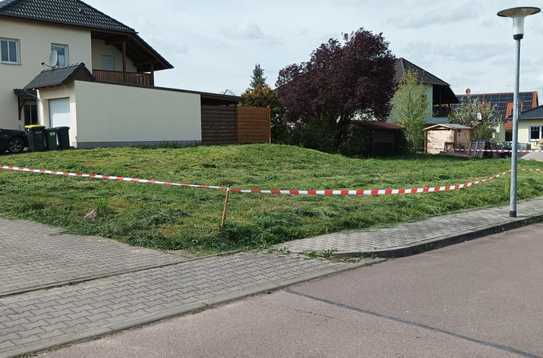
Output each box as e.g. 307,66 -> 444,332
0,0 -> 248,148
518,106 -> 543,148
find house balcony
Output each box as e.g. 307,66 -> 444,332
432,105 -> 452,118
93,69 -> 154,88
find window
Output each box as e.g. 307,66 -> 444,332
0,38 -> 19,64
505,131 -> 513,142
51,44 -> 69,67
102,54 -> 115,71
530,126 -> 542,141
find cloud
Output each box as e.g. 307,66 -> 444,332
220,23 -> 282,45
401,42 -> 505,63
85,0 -> 543,96
391,2 -> 483,29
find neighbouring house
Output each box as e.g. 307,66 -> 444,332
455,89 -> 540,143
424,124 -> 472,155
518,106 -> 543,148
394,58 -> 459,126
0,0 -> 271,148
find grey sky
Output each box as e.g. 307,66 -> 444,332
87,0 -> 543,97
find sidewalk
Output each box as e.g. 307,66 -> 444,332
0,218 -> 183,297
277,197 -> 543,257
43,224 -> 543,358
2,198 -> 543,357
0,251 -> 360,358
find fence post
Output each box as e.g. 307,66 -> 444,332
220,187 -> 231,230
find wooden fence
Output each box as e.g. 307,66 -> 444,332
201,106 -> 271,145
201,105 -> 238,145
237,106 -> 272,144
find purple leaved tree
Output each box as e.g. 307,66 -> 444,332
276,28 -> 396,151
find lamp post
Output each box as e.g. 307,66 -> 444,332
498,7 -> 541,218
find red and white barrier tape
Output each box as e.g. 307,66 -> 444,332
0,165 -> 225,191
0,164 -> 531,198
521,168 -> 543,174
230,172 -> 510,197
452,148 -> 543,154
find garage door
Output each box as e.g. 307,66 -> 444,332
48,98 -> 71,128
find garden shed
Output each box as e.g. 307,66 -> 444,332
424,124 -> 472,154
350,121 -> 405,156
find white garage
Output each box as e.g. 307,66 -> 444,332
25,64 -> 213,148
47,98 -> 71,128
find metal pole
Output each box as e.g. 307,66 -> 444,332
510,38 -> 521,218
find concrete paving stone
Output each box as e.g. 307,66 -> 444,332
0,253 -> 354,358
0,218 -> 185,297
278,197 -> 543,255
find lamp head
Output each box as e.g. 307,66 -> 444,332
498,7 -> 541,39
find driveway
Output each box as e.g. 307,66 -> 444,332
44,224 -> 543,358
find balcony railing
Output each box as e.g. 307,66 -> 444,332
432,105 -> 451,118
93,69 -> 153,88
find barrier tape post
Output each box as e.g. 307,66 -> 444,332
220,187 -> 231,230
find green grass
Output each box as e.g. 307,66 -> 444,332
1,144 -> 542,254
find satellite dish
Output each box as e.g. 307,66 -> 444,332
48,50 -> 58,68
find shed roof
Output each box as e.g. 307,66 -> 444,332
352,121 -> 403,130
424,123 -> 472,131
24,63 -> 94,89
425,117 -> 450,126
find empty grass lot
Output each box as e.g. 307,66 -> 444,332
1,144 -> 543,254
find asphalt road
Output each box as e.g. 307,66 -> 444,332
44,224 -> 543,358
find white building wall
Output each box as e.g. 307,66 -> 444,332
519,119 -> 543,145
426,129 -> 454,154
36,83 -> 78,145
0,18 -> 92,129
71,81 -> 202,148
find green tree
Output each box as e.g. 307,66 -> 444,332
449,97 -> 499,140
241,65 -> 287,142
250,64 -> 266,89
390,71 -> 428,152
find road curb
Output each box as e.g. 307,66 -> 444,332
334,213 -> 543,259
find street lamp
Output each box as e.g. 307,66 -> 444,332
497,6 -> 541,218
